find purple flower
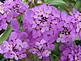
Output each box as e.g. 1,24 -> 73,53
23,4 -> 60,59
0,0 -> 29,31
42,57 -> 50,61
1,0 -> 81,60
3,0 -> 28,15
0,41 -> 12,54
28,37 -> 55,59
0,5 -> 8,30
69,9 -> 81,40
0,31 -> 29,60
23,4 -> 60,38
10,18 -> 19,31
59,44 -> 81,61
56,12 -> 77,43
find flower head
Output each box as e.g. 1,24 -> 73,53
59,44 -> 81,61
0,31 -> 29,60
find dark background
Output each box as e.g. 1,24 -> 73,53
0,0 -> 5,3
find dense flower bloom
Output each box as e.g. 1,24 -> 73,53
3,0 -> 28,18
0,31 -> 29,60
23,4 -> 61,59
70,9 -> 81,40
0,3 -> 8,30
57,12 -> 77,43
1,0 -> 81,60
28,38 -> 54,59
0,0 -> 29,31
23,4 -> 60,34
23,3 -> 61,45
59,43 -> 81,61
10,18 -> 20,31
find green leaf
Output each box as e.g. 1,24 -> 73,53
17,15 -> 23,26
0,58 -> 6,61
22,0 -> 28,3
75,40 -> 81,45
20,53 -> 40,61
0,25 -> 12,44
74,0 -> 81,10
44,0 -> 66,5
50,42 -> 60,61
74,0 -> 81,12
30,54 -> 40,61
0,54 -> 4,60
17,15 -> 23,31
64,0 -> 76,8
44,0 -> 72,12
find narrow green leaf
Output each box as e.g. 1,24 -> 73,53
74,0 -> 81,10
0,58 -> 6,61
20,53 -> 40,61
0,54 -> 4,60
17,15 -> 23,31
22,0 -> 28,3
64,0 -> 76,8
75,40 -> 81,45
17,15 -> 23,26
30,54 -> 40,61
44,0 -> 66,5
50,42 -> 60,61
0,25 -> 12,44
53,42 -> 60,56
44,0 -> 72,12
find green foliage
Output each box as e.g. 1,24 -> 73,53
44,0 -> 66,5
50,42 -> 60,61
44,0 -> 72,12
30,54 -> 40,61
0,54 -> 4,61
22,0 -> 28,3
74,0 -> 81,12
0,25 -> 12,44
17,15 -> 23,25
20,53 -> 40,61
0,58 -> 5,61
17,15 -> 23,31
43,0 -> 81,12
75,40 -> 81,45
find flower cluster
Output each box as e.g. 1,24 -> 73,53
59,43 -> 81,61
0,31 -> 29,60
0,0 -> 81,61
0,3 -> 8,30
57,12 -> 77,43
0,0 -> 29,60
70,9 -> 81,40
23,4 -> 60,59
3,0 -> 28,18
58,9 -> 81,61
0,0 -> 28,31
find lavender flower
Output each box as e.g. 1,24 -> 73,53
0,3 -> 8,30
10,18 -> 19,31
59,43 -> 81,61
27,31 -> 55,59
56,12 -> 77,43
23,4 -> 61,59
0,0 -> 29,31
70,9 -> 81,40
0,31 -> 29,60
28,38 -> 54,59
3,0 -> 28,17
23,4 -> 60,39
1,0 -> 81,60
